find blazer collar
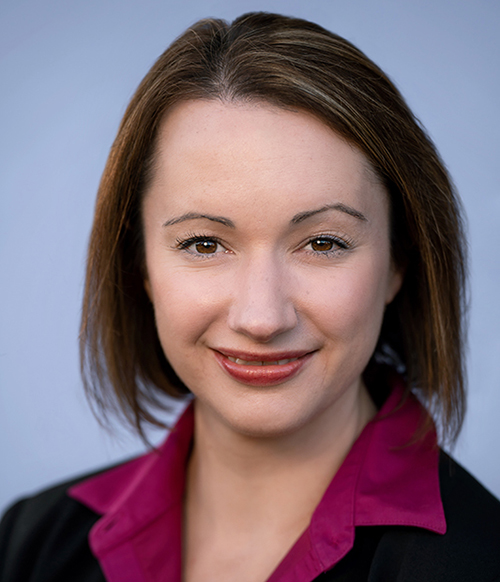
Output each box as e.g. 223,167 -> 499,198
70,382 -> 445,581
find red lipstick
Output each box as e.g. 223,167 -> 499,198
213,349 -> 313,386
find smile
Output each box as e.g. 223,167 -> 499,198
214,350 -> 314,386
226,356 -> 299,366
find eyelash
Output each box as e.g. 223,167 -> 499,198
175,234 -> 226,256
174,233 -> 353,258
303,234 -> 352,256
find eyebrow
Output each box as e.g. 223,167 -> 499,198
291,203 -> 367,224
162,203 -> 367,229
162,213 -> 235,228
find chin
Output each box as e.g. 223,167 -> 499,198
202,391 -> 324,439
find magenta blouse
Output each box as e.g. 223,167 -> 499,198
69,384 -> 446,582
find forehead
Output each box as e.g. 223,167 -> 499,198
146,99 -> 387,220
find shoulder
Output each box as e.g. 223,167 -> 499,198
438,450 -> 500,538
371,451 -> 500,582
0,470 -> 108,582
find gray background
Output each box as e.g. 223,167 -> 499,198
1,0 -> 499,514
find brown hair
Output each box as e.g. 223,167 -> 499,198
80,12 -> 468,443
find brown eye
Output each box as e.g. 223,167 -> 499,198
310,238 -> 335,252
195,240 -> 218,254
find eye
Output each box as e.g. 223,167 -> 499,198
305,235 -> 350,254
193,240 -> 218,254
309,238 -> 336,252
175,235 -> 226,256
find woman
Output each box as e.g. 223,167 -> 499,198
1,12 -> 499,582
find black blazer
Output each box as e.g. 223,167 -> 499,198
1,452 -> 499,582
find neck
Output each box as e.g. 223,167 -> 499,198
185,383 -> 376,531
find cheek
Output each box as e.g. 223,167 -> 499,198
148,269 -> 223,350
304,259 -> 391,344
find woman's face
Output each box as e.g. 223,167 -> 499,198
142,100 -> 402,438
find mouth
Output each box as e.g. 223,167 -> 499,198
213,349 -> 314,386
226,356 -> 299,366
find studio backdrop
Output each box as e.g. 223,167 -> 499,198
1,0 -> 499,513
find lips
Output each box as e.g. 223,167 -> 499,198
226,356 -> 299,366
214,349 -> 314,386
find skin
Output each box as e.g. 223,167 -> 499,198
142,100 -> 403,582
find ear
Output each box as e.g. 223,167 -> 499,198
385,263 -> 404,305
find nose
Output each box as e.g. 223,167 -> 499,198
227,253 -> 298,343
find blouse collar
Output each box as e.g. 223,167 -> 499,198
69,382 -> 445,581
